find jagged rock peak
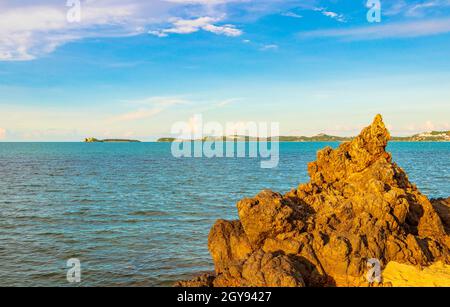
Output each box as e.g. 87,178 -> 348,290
355,113 -> 391,156
305,114 -> 393,186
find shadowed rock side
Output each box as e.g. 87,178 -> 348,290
176,115 -> 450,287
432,197 -> 450,236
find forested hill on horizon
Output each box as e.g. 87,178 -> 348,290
157,131 -> 450,142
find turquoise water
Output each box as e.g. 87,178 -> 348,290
0,142 -> 449,286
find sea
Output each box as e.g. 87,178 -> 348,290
0,142 -> 448,286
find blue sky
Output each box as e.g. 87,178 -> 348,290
0,0 -> 450,141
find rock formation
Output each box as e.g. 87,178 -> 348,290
432,197 -> 450,235
176,115 -> 450,287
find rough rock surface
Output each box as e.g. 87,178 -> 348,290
431,198 -> 450,235
382,261 -> 450,287
177,115 -> 450,287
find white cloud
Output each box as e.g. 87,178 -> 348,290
0,6 -> 67,60
313,7 -> 346,23
149,16 -> 242,37
0,1 -> 151,61
299,18 -> 450,40
0,128 -> 6,139
0,0 -> 242,61
403,120 -> 450,133
202,23 -> 242,36
148,30 -> 169,38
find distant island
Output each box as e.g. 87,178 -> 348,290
391,131 -> 450,142
157,131 -> 450,143
85,138 -> 141,143
157,138 -> 178,143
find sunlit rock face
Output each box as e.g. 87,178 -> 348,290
176,115 -> 450,287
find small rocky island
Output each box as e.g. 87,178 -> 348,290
176,115 -> 450,287
84,137 -> 141,143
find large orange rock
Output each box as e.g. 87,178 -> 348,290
177,115 -> 450,287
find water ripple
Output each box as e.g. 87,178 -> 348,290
0,142 -> 448,286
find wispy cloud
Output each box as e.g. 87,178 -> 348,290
109,96 -> 188,122
384,0 -> 450,17
260,44 -> 279,51
0,1 -> 149,61
148,16 -> 242,37
215,98 -> 242,108
123,96 -> 188,106
281,11 -> 303,19
299,18 -> 450,40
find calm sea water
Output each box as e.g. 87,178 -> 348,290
0,142 -> 449,286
